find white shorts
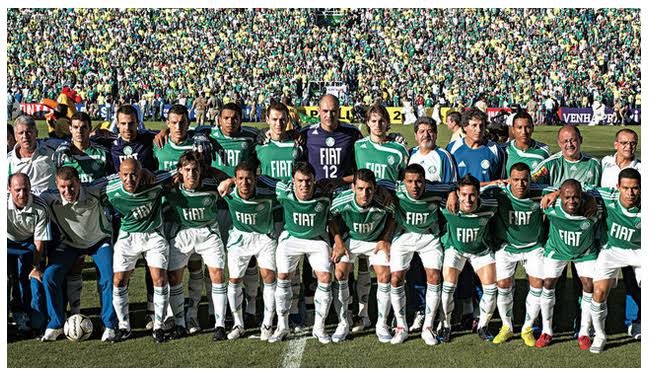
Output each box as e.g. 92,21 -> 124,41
168,224 -> 226,271
114,230 -> 169,272
227,228 -> 277,278
593,246 -> 641,286
443,247 -> 495,273
275,231 -> 331,274
390,232 -> 443,272
495,245 -> 544,281
217,208 -> 232,244
338,238 -> 389,267
543,258 -> 596,279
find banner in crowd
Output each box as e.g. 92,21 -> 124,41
559,107 -> 641,125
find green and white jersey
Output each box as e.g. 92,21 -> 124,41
504,139 -> 550,178
223,186 -> 277,235
8,195 -> 51,242
164,181 -> 220,229
594,187 -> 641,250
210,126 -> 259,177
355,137 -> 409,182
105,171 -> 171,233
531,152 -> 601,187
330,188 -> 395,242
153,136 -> 194,171
393,182 -> 453,235
483,184 -> 546,253
441,199 -> 499,255
255,140 -> 301,181
61,143 -> 112,183
276,180 -> 331,240
543,200 -> 602,261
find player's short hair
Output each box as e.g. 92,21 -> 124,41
319,94 -> 340,108
509,162 -> 531,175
365,103 -> 390,124
461,107 -> 488,129
56,166 -> 80,182
14,115 -> 37,131
457,174 -> 480,192
512,111 -> 533,126
8,172 -> 30,188
235,160 -> 258,176
267,102 -> 289,117
167,104 -> 189,122
414,116 -> 437,134
70,111 -> 92,127
117,104 -> 138,120
403,164 -> 426,179
353,168 -> 376,186
292,161 -> 316,178
177,150 -> 206,172
618,168 -> 641,184
445,110 -> 461,125
615,128 -> 638,141
221,102 -> 243,119
557,125 -> 582,139
560,178 -> 582,193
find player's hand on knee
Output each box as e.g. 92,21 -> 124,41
29,267 -> 43,283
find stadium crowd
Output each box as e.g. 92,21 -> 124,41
7,8 -> 641,123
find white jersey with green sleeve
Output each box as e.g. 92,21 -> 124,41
531,152 -> 601,187
593,187 -> 641,250
355,137 -> 409,182
62,142 -> 112,183
440,198 -> 499,255
223,186 -> 277,235
543,199 -> 602,262
209,126 -> 259,177
164,181 -> 220,229
330,188 -> 395,242
391,181 -> 454,235
255,140 -> 302,181
504,139 -> 550,178
153,136 -> 194,171
275,180 -> 331,240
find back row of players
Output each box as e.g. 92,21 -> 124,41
7,95 -> 640,353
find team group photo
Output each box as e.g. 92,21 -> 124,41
3,5 -> 643,369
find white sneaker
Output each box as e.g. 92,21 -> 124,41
145,313 -> 155,331
101,328 -> 116,342
409,311 -> 425,332
421,327 -> 439,346
590,336 -> 607,353
390,327 -> 408,344
375,324 -> 392,343
628,323 -> 641,340
331,321 -> 349,343
41,328 -> 63,342
227,326 -> 244,340
268,328 -> 289,343
312,327 -> 331,344
260,325 -> 273,341
186,317 -> 201,335
351,316 -> 371,333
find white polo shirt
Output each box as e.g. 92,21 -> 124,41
7,195 -> 51,242
8,141 -> 56,195
600,154 -> 641,189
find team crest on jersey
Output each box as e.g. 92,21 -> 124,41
428,203 -> 436,210
479,218 -> 488,226
531,202 -> 540,211
123,146 -> 133,155
586,171 -> 593,179
532,162 -> 538,169
325,137 -> 335,147
314,203 -> 324,212
240,142 -> 248,149
635,220 -> 641,229
372,213 -> 383,221
580,221 -> 590,230
608,202 -> 616,209
481,160 -> 490,169
92,162 -> 101,170
257,203 -> 265,211
203,197 -> 212,206
387,155 -> 396,165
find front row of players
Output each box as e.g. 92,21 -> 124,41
10,152 -> 640,352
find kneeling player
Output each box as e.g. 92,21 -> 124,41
221,162 -> 278,341
329,169 -> 395,343
590,168 -> 641,353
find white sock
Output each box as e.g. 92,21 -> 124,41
579,291 -> 593,337
591,299 -> 608,339
66,273 -> 83,314
169,284 -> 186,327
540,287 -> 555,336
478,284 -> 497,328
243,266 -> 259,316
289,273 -> 301,315
187,270 -> 203,320
314,282 -> 332,331
112,285 -> 130,330
262,282 -> 276,327
376,282 -> 391,327
153,285 -> 169,330
275,279 -> 292,330
523,286 -> 542,329
356,271 -> 371,318
497,286 -> 514,330
205,268 -> 214,316
425,283 -> 441,329
227,282 -> 244,328
441,282 -> 457,328
211,283 -> 227,328
335,280 -> 350,323
391,285 -> 407,329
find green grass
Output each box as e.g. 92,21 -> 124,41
8,122 -> 641,368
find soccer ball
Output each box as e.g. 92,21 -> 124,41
64,314 -> 93,341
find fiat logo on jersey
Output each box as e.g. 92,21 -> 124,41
481,159 -> 490,169
325,137 -> 335,147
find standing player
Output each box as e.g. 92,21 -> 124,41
503,111 -> 550,176
8,115 -> 56,194
536,180 -> 601,350
329,169 -> 395,343
439,174 -> 499,343
590,168 -> 641,353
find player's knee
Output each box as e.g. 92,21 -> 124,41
543,278 -> 556,290
581,279 -> 594,293
496,278 -> 512,289
278,272 -> 290,281
229,277 -> 243,284
426,269 -> 441,285
334,269 -> 348,282
316,272 -> 331,284
391,273 -> 404,287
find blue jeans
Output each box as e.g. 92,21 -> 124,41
7,240 -> 47,330
42,239 -> 117,330
622,266 -> 641,326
